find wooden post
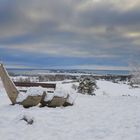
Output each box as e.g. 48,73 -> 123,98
0,64 -> 18,104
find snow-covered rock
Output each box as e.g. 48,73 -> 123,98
44,86 -> 77,105
16,87 -> 45,102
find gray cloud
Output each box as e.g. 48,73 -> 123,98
0,0 -> 140,62
77,3 -> 140,27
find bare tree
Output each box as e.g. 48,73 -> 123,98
129,61 -> 140,86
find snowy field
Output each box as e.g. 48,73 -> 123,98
0,79 -> 140,140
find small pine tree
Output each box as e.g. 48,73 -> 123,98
78,77 -> 96,95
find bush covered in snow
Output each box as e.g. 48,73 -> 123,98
78,77 -> 97,95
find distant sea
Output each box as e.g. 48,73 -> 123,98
7,68 -> 129,75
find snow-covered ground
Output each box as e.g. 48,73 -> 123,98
95,80 -> 140,97
0,79 -> 140,140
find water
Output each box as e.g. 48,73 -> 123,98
7,68 -> 129,76
84,70 -> 129,75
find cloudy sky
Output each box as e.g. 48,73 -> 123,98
0,0 -> 140,70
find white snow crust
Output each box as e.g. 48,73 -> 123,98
16,87 -> 45,102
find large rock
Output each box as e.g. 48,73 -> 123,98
40,92 -> 70,107
18,95 -> 42,108
47,96 -> 67,107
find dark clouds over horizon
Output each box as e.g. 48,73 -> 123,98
0,0 -> 140,69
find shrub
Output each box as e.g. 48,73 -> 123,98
78,77 -> 97,95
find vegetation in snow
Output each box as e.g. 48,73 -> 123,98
78,77 -> 97,95
129,61 -> 140,87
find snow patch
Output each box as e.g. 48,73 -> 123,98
95,80 -> 140,97
44,93 -> 54,102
